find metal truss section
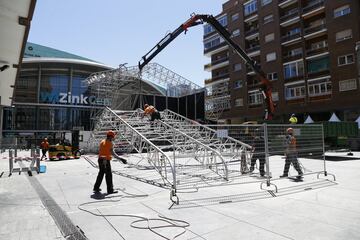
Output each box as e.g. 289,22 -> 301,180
205,95 -> 230,121
138,63 -> 203,97
88,107 -> 255,192
89,107 -> 176,189
83,63 -> 203,111
161,109 -> 253,173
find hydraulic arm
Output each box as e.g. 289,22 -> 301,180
138,14 -> 275,120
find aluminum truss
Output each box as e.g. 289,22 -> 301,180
88,107 -> 254,193
83,62 -> 203,111
205,95 -> 231,121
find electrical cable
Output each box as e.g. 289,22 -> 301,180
78,188 -> 190,240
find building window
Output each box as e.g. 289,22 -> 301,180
267,72 -> 278,81
248,90 -> 263,105
336,29 -> 352,42
261,0 -> 272,6
231,13 -> 239,21
310,40 -> 327,50
338,54 -> 354,66
232,29 -> 240,37
284,61 -> 304,79
218,15 -> 228,27
233,63 -> 242,71
266,52 -> 276,62
204,35 -> 224,50
272,92 -> 279,101
285,83 -> 305,100
204,24 -> 213,35
339,79 -> 357,92
244,0 -> 257,16
234,80 -> 242,88
287,47 -> 303,57
334,5 -> 351,18
308,78 -> 332,97
235,98 -> 243,107
308,56 -> 330,73
265,33 -> 275,42
263,14 -> 274,24
203,15 -> 228,35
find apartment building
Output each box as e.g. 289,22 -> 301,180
203,0 -> 360,123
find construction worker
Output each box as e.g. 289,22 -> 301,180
280,128 -> 303,179
289,113 -> 298,124
249,128 -> 266,177
93,130 -> 121,194
40,138 -> 49,160
143,104 -> 161,121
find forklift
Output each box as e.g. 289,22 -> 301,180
48,130 -> 81,160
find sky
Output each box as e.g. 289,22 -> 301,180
28,1 -> 225,87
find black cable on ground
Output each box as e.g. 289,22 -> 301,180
78,188 -> 190,240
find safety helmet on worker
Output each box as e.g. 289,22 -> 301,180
144,104 -> 149,109
287,127 -> 294,133
44,138 -> 48,141
106,130 -> 116,138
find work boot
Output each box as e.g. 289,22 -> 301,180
249,166 -> 254,173
279,174 -> 288,178
107,190 -> 118,195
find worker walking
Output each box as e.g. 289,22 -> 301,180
40,138 -> 49,160
143,104 -> 161,121
249,129 -> 266,177
280,128 -> 303,179
289,113 -> 298,124
93,130 -> 121,194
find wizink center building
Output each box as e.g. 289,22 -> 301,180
1,42 -> 161,147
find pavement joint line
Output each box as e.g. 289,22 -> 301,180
24,173 -> 88,240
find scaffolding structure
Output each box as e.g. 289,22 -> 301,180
83,62 -> 203,111
88,107 -> 253,193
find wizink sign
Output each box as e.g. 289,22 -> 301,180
40,92 -> 111,106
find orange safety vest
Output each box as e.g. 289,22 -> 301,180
40,141 -> 49,150
98,139 -> 113,160
144,105 -> 156,115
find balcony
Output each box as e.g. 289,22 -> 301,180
245,28 -> 259,40
303,24 -> 327,38
307,68 -> 330,79
305,45 -> 328,57
212,73 -> 230,82
302,0 -> 325,18
280,9 -> 300,26
204,42 -> 229,57
284,74 -> 304,81
283,52 -> 303,62
246,45 -> 260,56
281,32 -> 302,45
279,0 -> 297,8
204,57 -> 229,71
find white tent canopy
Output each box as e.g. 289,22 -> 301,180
304,115 -> 314,124
356,116 -> 360,129
329,113 -> 341,122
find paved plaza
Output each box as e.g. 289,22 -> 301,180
0,150 -> 360,240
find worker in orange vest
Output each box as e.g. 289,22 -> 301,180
143,104 -> 161,121
93,130 -> 124,194
40,138 -> 49,160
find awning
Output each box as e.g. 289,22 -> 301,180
0,0 -> 36,106
304,115 -> 314,124
329,113 -> 341,122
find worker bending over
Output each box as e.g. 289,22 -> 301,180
143,104 -> 161,121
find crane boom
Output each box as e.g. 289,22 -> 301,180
138,14 -> 275,120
